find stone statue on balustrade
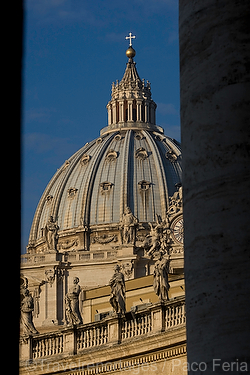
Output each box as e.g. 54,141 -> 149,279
119,206 -> 138,245
44,215 -> 59,252
153,257 -> 170,302
109,264 -> 126,314
65,277 -> 83,326
20,289 -> 39,335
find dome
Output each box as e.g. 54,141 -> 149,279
28,130 -> 181,248
27,46 -> 183,269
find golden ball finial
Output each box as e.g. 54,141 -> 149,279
126,46 -> 136,59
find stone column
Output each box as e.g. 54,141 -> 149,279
179,0 -> 250,372
107,103 -> 112,126
112,101 -> 117,125
118,101 -> 124,122
144,101 -> 149,123
136,99 -> 143,122
127,100 -> 133,122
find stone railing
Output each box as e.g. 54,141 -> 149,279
121,310 -> 152,340
20,250 -> 118,265
20,297 -> 185,363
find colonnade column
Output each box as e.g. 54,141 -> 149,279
179,0 -> 250,373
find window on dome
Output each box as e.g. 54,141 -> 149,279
138,180 -> 151,191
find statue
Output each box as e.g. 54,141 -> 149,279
65,277 -> 83,325
167,185 -> 183,216
153,257 -> 170,302
109,265 -> 126,314
44,215 -> 59,252
147,221 -> 162,256
21,289 -> 39,335
145,215 -> 173,259
120,206 -> 138,245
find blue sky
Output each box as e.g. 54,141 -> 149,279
21,0 -> 180,253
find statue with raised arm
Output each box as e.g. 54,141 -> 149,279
109,265 -> 126,314
65,277 -> 83,325
120,206 -> 138,245
21,289 -> 39,335
44,215 -> 59,252
153,257 -> 170,301
147,221 -> 162,256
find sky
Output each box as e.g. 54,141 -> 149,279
21,0 -> 180,254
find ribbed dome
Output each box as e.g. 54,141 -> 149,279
28,130 -> 181,248
27,47 -> 182,255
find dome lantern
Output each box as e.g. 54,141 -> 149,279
102,34 -> 159,136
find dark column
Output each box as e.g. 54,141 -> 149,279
179,0 -> 250,372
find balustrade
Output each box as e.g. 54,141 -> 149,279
32,333 -> 64,359
77,322 -> 108,350
122,313 -> 152,340
166,303 -> 186,329
20,298 -> 185,362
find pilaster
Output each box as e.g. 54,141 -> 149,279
107,315 -> 121,344
62,327 -> 77,355
151,302 -> 166,333
19,335 -> 32,362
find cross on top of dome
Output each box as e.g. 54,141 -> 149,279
125,32 -> 136,47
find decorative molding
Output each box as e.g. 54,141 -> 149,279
105,149 -> 118,162
45,195 -> 53,203
43,344 -> 187,375
100,182 -> 114,193
58,238 -> 79,250
114,134 -> 122,141
80,154 -> 91,166
67,188 -> 78,198
165,150 -> 177,162
61,160 -> 70,171
91,233 -> 118,244
134,132 -> 144,140
135,147 -> 148,160
120,260 -> 135,280
45,268 -> 56,287
138,180 -> 151,191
